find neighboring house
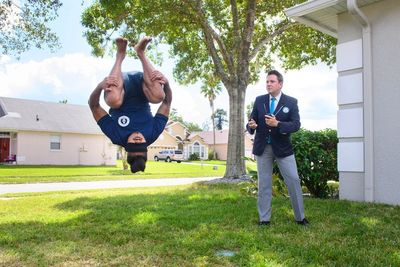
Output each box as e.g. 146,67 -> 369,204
0,97 -> 116,165
286,0 -> 400,205
148,121 -> 253,161
193,129 -> 254,160
148,121 -> 209,160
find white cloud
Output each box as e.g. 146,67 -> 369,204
0,53 -> 114,105
245,64 -> 337,130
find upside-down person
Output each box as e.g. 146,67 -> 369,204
89,37 -> 172,173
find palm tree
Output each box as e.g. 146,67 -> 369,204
200,77 -> 222,160
214,108 -> 228,130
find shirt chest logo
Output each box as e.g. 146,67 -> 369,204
118,116 -> 130,127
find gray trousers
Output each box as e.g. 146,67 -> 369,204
256,145 -> 305,222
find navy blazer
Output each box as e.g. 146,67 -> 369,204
246,93 -> 300,157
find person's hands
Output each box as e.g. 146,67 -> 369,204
151,70 -> 168,85
98,76 -> 119,90
248,119 -> 258,129
105,75 -> 119,87
265,115 -> 279,127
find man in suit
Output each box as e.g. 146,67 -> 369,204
246,70 -> 309,226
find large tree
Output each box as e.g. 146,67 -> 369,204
82,0 -> 336,178
0,0 -> 62,56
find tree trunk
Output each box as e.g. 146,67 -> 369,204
224,85 -> 246,178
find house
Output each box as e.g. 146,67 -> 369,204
193,129 -> 254,160
148,121 -> 254,161
148,121 -> 209,160
0,97 -> 116,165
285,0 -> 400,205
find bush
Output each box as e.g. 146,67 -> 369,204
243,128 -> 338,199
242,157 -> 287,197
189,153 -> 200,161
208,150 -> 215,160
292,128 -> 338,198
327,180 -> 339,199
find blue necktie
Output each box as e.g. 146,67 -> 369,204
267,97 -> 276,144
270,97 -> 276,114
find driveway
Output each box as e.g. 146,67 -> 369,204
0,177 -> 219,195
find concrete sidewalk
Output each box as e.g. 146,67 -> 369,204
0,177 -> 219,195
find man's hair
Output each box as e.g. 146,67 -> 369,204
267,70 -> 284,83
127,154 -> 147,173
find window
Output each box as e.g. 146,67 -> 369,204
50,135 -> 61,150
193,142 -> 200,156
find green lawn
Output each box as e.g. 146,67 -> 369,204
0,160 -> 228,184
1,183 -> 399,266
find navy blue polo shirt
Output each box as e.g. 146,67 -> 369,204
98,71 -> 168,146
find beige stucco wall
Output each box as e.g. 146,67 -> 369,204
366,0 -> 400,205
15,131 -> 116,165
337,0 -> 400,205
167,123 -> 186,140
148,131 -> 178,160
213,144 -> 227,160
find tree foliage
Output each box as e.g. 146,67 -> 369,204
0,0 -> 62,56
81,0 -> 336,178
169,108 -> 202,132
214,108 -> 228,130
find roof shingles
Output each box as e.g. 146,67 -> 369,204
0,97 -> 102,135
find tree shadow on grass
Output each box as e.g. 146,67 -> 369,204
1,184 -> 400,266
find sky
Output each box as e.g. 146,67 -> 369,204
0,1 -> 338,131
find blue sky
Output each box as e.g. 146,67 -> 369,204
0,1 -> 338,130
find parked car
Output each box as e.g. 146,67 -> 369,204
154,150 -> 183,163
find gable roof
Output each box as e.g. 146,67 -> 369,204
285,0 -> 382,37
0,97 -> 102,135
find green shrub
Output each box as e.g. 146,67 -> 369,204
208,150 -> 215,160
292,128 -> 338,198
242,157 -> 287,197
243,128 -> 338,199
327,180 -> 339,199
189,153 -> 200,161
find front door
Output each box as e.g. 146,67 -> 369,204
0,138 -> 10,162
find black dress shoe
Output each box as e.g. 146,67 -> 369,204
296,218 -> 309,226
258,221 -> 270,226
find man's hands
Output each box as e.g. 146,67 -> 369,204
150,70 -> 168,85
98,76 -> 119,91
248,115 -> 280,130
248,119 -> 258,129
265,115 -> 279,127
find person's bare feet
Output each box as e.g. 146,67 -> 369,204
134,36 -> 152,56
116,37 -> 128,60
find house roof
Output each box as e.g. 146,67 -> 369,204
285,0 -> 382,37
0,97 -> 103,135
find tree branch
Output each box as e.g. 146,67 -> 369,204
250,21 -> 297,61
238,0 -> 256,79
183,0 -> 234,83
230,0 -> 241,60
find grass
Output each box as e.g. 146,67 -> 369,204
0,160 -> 227,184
1,183 -> 399,266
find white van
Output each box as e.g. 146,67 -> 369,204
154,150 -> 184,163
